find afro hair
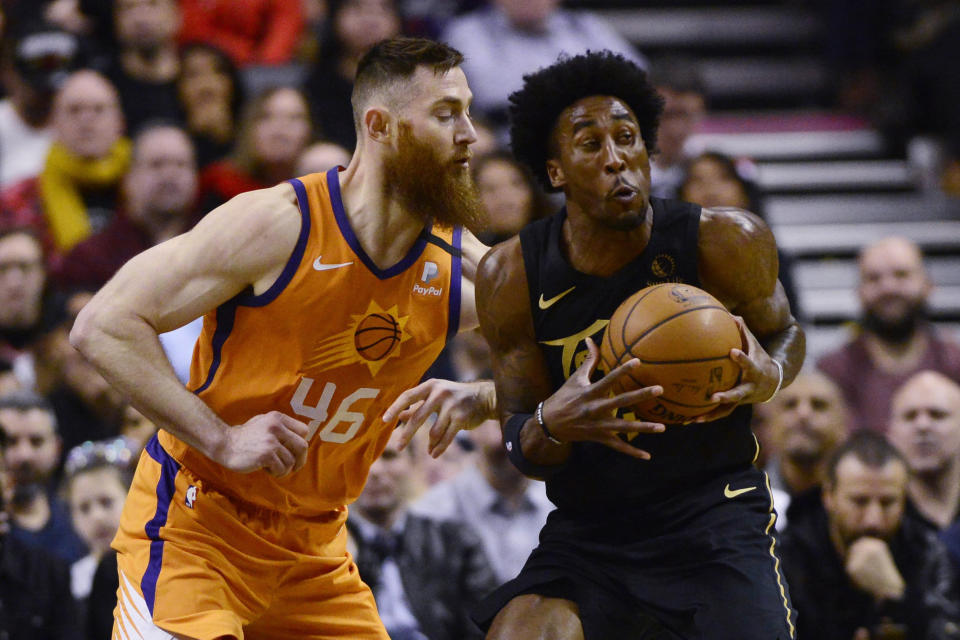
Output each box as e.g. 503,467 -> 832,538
508,51 -> 664,192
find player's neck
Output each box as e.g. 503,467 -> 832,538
338,159 -> 427,270
561,204 -> 653,277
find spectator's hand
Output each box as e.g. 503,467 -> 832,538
538,337 -> 666,459
213,412 -> 309,476
845,537 -> 906,601
695,316 -> 781,422
383,379 -> 496,458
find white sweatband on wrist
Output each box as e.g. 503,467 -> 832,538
761,359 -> 784,404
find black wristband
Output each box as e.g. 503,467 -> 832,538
503,413 -> 564,479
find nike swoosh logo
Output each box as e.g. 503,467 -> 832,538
313,256 -> 354,271
538,286 -> 576,310
724,484 -> 757,499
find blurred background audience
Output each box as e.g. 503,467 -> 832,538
0,22 -> 80,189
1,1 -> 960,636
176,42 -> 243,169
103,0 -> 183,133
818,236 -> 960,433
348,428 -> 498,640
0,421 -> 80,639
0,390 -> 87,563
304,0 -> 401,151
440,0 -> 646,131
1,69 -> 127,259
765,369 -> 850,531
780,431 -> 960,639
198,85 -> 311,210
888,370 -> 960,532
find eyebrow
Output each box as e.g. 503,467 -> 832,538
434,96 -> 472,108
572,119 -> 596,135
571,113 -> 635,135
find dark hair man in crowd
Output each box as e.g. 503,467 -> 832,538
0,390 -> 86,563
0,418 -> 80,640
780,431 -> 960,639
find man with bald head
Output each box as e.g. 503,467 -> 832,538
818,236 -> 960,433
767,370 -> 850,527
889,370 -> 960,532
0,69 -> 128,260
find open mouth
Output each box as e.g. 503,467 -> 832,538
610,183 -> 637,200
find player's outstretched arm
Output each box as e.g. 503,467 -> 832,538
695,207 -> 806,420
382,376 -> 497,458
71,183 -> 309,476
475,239 -> 666,471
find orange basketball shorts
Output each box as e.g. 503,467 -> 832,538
112,435 -> 389,640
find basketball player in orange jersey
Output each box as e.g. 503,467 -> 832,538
68,37 -> 514,640
472,52 -> 807,639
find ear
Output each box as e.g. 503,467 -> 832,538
363,107 -> 393,144
546,158 -> 565,189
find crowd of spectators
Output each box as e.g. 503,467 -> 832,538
1,1 -> 960,639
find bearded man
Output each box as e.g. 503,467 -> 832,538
71,36 -> 498,640
818,236 -> 960,433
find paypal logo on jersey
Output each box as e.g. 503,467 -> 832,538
414,261 -> 443,297
421,261 -> 439,283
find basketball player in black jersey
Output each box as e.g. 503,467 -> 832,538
472,52 -> 805,639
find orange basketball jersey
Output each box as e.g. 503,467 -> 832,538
158,167 -> 463,516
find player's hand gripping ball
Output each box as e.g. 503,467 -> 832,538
600,283 -> 743,423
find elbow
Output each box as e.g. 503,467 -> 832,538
69,300 -> 106,357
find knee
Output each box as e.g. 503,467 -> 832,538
486,594 -> 583,640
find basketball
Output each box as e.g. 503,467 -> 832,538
354,313 -> 402,360
600,283 -> 744,423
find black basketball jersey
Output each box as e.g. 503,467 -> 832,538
519,198 -> 758,515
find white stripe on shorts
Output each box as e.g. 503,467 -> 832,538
114,571 -> 177,640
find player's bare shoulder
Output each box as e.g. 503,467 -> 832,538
697,206 -> 778,307
190,182 -> 305,286
698,206 -> 772,245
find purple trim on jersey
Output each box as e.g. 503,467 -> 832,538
192,300 -> 238,394
193,179 -> 310,393
447,226 -> 463,340
236,178 -> 312,307
141,434 -> 180,615
325,166 -> 430,280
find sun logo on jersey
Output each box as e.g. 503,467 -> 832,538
305,300 -> 411,376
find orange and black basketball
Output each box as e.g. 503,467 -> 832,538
354,313 -> 401,361
600,283 -> 743,423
